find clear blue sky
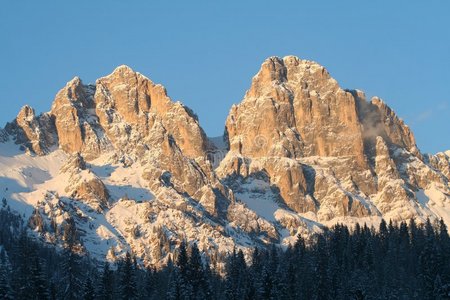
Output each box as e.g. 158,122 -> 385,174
1,1 -> 449,153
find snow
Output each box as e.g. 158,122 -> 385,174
416,185 -> 450,225
90,155 -> 155,202
233,177 -> 325,246
235,179 -> 279,222
416,189 -> 429,207
0,139 -> 24,157
60,196 -> 127,260
0,140 -> 68,217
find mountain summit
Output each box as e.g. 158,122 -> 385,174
1,56 -> 449,267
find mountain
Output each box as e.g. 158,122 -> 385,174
1,56 -> 449,268
218,56 -> 450,227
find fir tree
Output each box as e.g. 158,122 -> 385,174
176,241 -> 189,279
314,234 -> 329,300
189,243 -> 211,299
145,267 -> 156,299
11,231 -> 34,299
224,248 -> 250,299
189,243 -> 203,292
438,219 -> 450,282
49,281 -> 57,300
60,219 -> 83,300
166,268 -> 182,300
120,252 -> 138,300
83,277 -> 95,300
0,258 -> 13,299
99,262 -> 114,300
30,254 -> 49,300
175,241 -> 192,299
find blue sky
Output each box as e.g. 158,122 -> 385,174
1,1 -> 449,153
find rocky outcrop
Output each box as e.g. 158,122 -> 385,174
5,105 -> 57,155
219,55 -> 450,224
50,77 -> 105,158
354,92 -> 420,159
67,174 -> 110,211
427,152 -> 450,182
93,65 -> 209,158
59,153 -> 109,211
225,56 -> 366,164
0,129 -> 7,142
59,152 -> 87,173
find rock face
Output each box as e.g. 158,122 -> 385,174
427,152 -> 450,181
5,105 -> 57,155
225,56 -> 366,163
1,56 -> 450,268
50,77 -> 103,157
93,65 -> 209,158
219,56 -> 450,224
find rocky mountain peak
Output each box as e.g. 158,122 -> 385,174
220,55 -> 450,225
6,65 -> 209,161
4,104 -> 57,155
226,55 -> 365,163
17,105 -> 35,121
93,64 -> 208,158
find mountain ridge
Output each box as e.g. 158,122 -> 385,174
1,56 -> 449,268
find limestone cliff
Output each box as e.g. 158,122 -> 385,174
218,56 -> 449,224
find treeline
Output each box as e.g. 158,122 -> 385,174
1,206 -> 450,299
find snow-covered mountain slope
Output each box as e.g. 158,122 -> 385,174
1,57 -> 449,269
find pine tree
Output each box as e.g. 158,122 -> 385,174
188,243 -> 211,299
11,231 -> 33,299
224,247 -> 250,299
438,219 -> 450,282
433,275 -> 445,300
49,281 -> 57,300
99,262 -> 114,300
420,219 -> 440,299
60,219 -> 83,300
61,250 -> 83,300
249,247 -> 263,297
189,243 -> 203,292
315,234 -> 329,300
285,259 -> 297,300
30,254 -> 49,300
60,246 -> 82,299
236,249 -> 249,299
145,267 -> 156,299
83,277 -> 95,300
260,265 -> 273,299
175,241 -> 192,299
201,261 -> 214,300
408,217 -> 423,291
0,258 -> 13,299
379,219 -> 389,255
166,268 -> 182,300
176,241 -> 189,279
120,252 -> 137,300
